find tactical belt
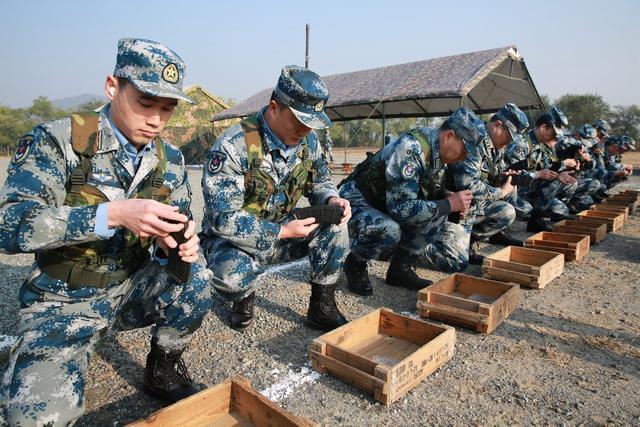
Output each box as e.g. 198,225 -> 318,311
36,252 -> 146,289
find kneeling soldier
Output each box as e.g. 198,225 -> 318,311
339,107 -> 485,296
0,39 -> 212,426
200,66 -> 351,332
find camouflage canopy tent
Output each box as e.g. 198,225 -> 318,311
211,46 -> 544,126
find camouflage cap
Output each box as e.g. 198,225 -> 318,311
494,103 -> 530,145
619,135 -> 636,151
444,107 -> 487,161
592,119 -> 612,137
540,106 -> 569,137
113,38 -> 194,104
576,124 -> 597,148
273,65 -> 331,129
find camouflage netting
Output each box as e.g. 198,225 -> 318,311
161,85 -> 237,164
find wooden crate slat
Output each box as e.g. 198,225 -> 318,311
310,309 -> 454,405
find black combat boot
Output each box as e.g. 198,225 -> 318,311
306,283 -> 348,331
385,249 -> 432,290
487,231 -> 524,247
230,291 -> 255,331
526,209 -> 553,232
344,253 -> 373,296
143,339 -> 205,403
468,240 -> 484,265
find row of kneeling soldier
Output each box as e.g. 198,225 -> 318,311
0,38 -> 635,426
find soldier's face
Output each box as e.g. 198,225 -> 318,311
488,120 -> 511,148
106,78 -> 178,147
265,100 -> 312,146
439,130 -> 467,164
535,124 -> 556,144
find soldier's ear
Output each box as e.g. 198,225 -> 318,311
105,76 -> 118,101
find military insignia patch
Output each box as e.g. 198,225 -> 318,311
11,135 -> 35,166
401,160 -> 418,179
162,63 -> 179,84
314,100 -> 325,112
208,151 -> 227,174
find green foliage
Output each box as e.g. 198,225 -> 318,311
555,93 -> 611,128
329,117 -> 433,148
27,96 -> 67,123
609,105 -> 640,140
75,98 -> 106,113
0,106 -> 33,156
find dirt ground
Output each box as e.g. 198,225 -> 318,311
0,156 -> 639,426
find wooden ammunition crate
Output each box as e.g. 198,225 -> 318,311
576,210 -> 624,232
552,219 -> 607,243
129,376 -> 315,427
309,308 -> 454,405
482,246 -> 564,289
619,190 -> 640,197
417,274 -> 520,334
602,199 -> 638,213
590,204 -> 629,220
524,232 -> 590,262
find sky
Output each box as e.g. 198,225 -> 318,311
1,0 -> 639,108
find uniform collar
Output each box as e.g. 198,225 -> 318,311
257,107 -> 302,156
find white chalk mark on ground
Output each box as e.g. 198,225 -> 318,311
262,259 -> 309,275
260,363 -> 321,402
0,335 -> 17,351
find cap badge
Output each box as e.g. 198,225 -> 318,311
162,63 -> 179,84
314,100 -> 325,112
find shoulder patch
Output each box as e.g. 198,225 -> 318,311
208,151 -> 227,174
11,135 -> 35,166
401,159 -> 419,179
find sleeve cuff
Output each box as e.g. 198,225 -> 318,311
94,203 -> 116,239
435,198 -> 452,217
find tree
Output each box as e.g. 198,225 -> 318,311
0,106 -> 35,156
609,105 -> 640,140
76,98 -> 106,113
27,96 -> 66,123
555,93 -> 611,128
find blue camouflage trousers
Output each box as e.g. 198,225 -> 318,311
504,189 -> 533,219
526,179 -> 578,217
205,223 -> 349,302
569,178 -> 602,211
348,204 -> 471,273
471,200 -> 517,240
1,261 -> 212,427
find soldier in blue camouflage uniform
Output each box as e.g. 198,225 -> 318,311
446,104 -> 530,265
339,108 -> 483,296
505,107 -> 582,232
200,66 -> 352,331
604,135 -> 635,186
556,124 -> 606,203
0,39 -> 213,426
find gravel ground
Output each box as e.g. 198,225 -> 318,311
0,158 -> 639,425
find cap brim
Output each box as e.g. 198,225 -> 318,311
129,79 -> 195,104
290,107 -> 332,130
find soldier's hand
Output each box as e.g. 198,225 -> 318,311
500,175 -> 514,198
447,190 -> 473,213
558,171 -> 577,185
535,169 -> 558,181
157,220 -> 200,263
279,217 -> 320,239
107,199 -> 188,238
624,164 -> 633,175
582,153 -> 592,163
327,196 -> 352,225
563,159 -> 578,169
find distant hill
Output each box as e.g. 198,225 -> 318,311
52,93 -> 106,110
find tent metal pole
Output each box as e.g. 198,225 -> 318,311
381,103 -> 386,147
